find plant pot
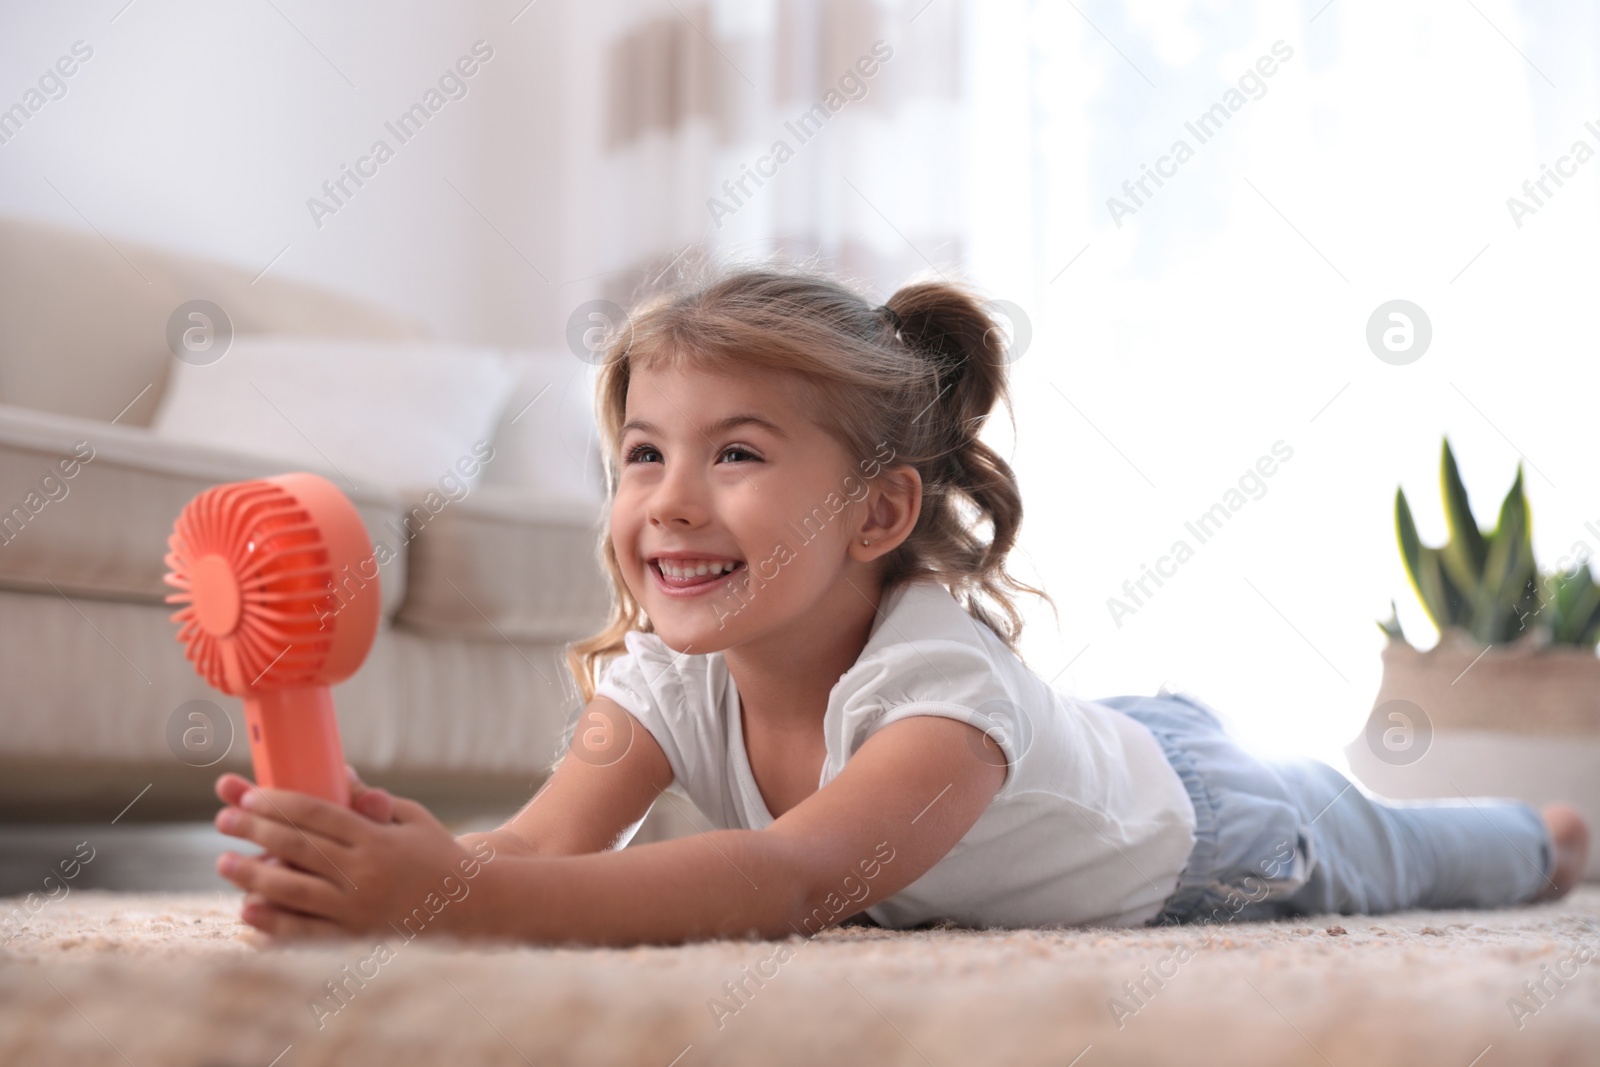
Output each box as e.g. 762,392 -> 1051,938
1344,628 -> 1600,881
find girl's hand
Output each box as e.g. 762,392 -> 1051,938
214,766 -> 395,824
212,782 -> 487,943
343,764 -> 396,823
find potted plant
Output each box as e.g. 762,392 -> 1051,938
1344,437 -> 1600,880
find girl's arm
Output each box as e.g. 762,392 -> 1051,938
457,696 -> 676,859
447,713 -> 1009,945
215,709 -> 1005,945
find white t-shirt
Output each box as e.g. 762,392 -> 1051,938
594,578 -> 1198,929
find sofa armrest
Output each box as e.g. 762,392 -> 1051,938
0,403 -> 410,616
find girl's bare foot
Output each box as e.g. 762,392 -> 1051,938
1530,803 -> 1589,903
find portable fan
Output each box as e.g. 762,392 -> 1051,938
163,472 -> 380,806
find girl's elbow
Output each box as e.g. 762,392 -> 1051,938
788,872 -> 878,938
754,833 -> 882,938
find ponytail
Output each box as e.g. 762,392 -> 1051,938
878,281 -> 1050,646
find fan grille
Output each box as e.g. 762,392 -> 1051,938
164,479 -> 341,693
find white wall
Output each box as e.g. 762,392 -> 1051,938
0,0 -> 577,347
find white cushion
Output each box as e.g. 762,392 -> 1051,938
150,336 -> 520,493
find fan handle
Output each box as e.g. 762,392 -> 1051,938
243,686 -> 352,806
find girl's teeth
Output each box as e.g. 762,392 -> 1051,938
658,559 -> 739,579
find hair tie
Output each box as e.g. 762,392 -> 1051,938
876,304 -> 902,332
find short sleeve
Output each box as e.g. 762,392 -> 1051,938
592,630 -> 722,797
824,636 -> 1028,792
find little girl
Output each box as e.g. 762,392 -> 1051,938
213,267 -> 1588,944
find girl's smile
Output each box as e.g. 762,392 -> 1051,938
647,553 -> 746,596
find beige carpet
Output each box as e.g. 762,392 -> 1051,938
2,887 -> 1597,1066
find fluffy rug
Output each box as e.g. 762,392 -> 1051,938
2,887 -> 1597,1066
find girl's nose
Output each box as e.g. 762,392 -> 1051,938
647,464 -> 710,528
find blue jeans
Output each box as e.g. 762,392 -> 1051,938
1098,689 -> 1555,925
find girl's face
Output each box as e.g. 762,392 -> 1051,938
611,359 -> 874,655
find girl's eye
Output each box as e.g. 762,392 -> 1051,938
622,443 -> 760,464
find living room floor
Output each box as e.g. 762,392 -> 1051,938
3,885 -> 1596,1066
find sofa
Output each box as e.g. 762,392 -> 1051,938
0,214 -> 618,823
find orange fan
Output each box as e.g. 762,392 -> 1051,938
163,472 -> 380,806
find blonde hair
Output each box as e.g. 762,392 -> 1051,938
566,265 -> 1054,701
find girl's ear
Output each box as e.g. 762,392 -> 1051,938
852,465 -> 922,561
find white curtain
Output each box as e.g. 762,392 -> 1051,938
568,0 -> 971,308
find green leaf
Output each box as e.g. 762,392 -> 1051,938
1478,470 -> 1535,643
1581,611 -> 1600,648
1544,568 -> 1574,642
1549,565 -> 1600,645
1396,487 -> 1425,599
1438,438 -> 1489,593
1570,568 -> 1600,644
1494,463 -> 1530,540
1417,546 -> 1469,634
1397,481 -> 1470,634
1377,598 -> 1405,641
1503,573 -> 1543,644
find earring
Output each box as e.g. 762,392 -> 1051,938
861,540 -> 871,546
